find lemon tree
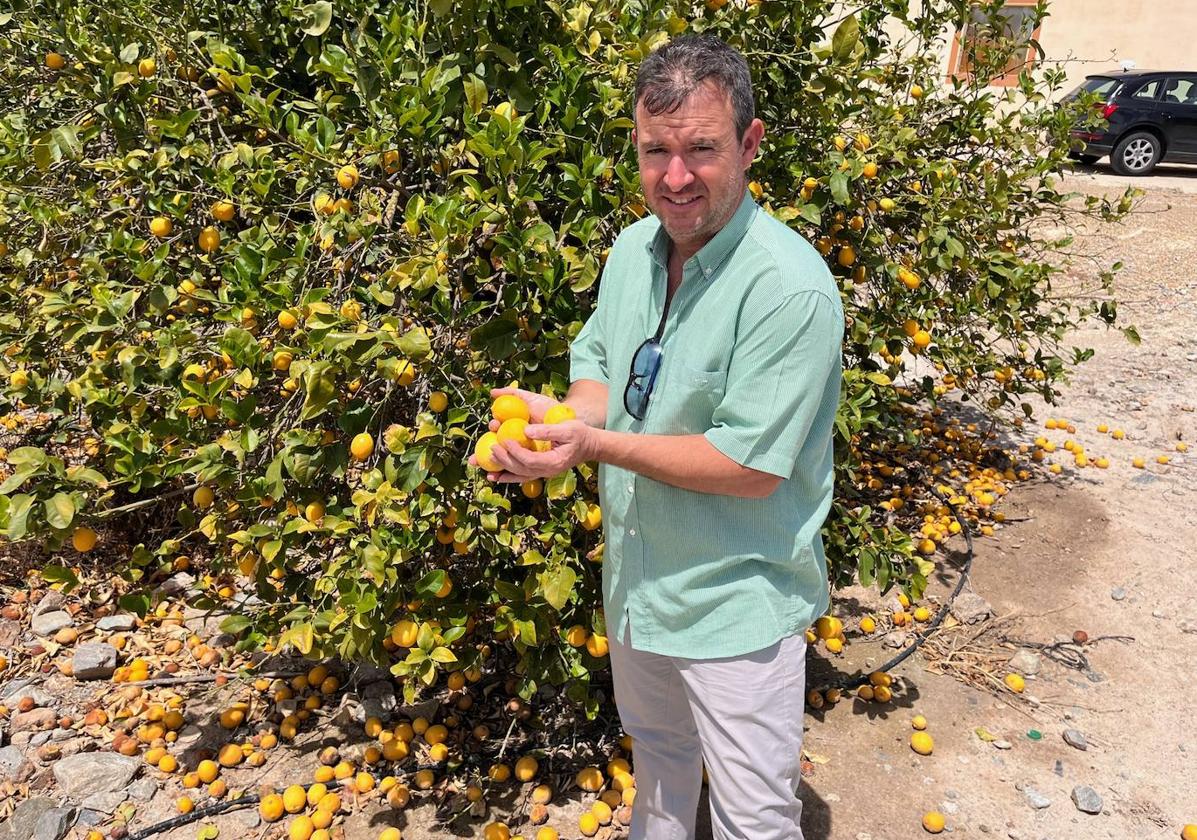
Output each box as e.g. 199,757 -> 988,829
0,0 -> 1131,708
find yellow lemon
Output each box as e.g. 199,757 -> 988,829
197,226 -> 221,253
71,526 -> 98,552
910,731 -> 934,755
337,164 -> 359,190
492,394 -> 531,423
350,432 -> 374,461
543,403 -> 577,424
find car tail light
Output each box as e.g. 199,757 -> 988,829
1101,102 -> 1119,119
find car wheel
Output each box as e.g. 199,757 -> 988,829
1110,131 -> 1162,175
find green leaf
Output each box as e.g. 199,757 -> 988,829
463,74 -> 487,115
832,15 -> 860,61
220,614 -> 252,634
44,493 -> 75,530
539,565 -> 577,611
299,1 -> 333,36
300,362 -> 337,421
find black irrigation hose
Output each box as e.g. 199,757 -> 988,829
814,484 -> 977,693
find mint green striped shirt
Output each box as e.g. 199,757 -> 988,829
570,191 -> 844,658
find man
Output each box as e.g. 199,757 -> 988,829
473,34 -> 843,839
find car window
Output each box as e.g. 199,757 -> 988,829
1163,76 -> 1197,105
1130,80 -> 1161,100
1069,77 -> 1120,99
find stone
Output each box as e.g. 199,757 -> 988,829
1110,587 -> 1127,601
4,685 -> 56,707
31,610 -> 73,637
1008,650 -> 1041,676
71,643 -> 118,680
128,778 -> 157,801
31,806 -> 75,840
32,590 -> 66,617
154,572 -> 195,598
1062,729 -> 1088,751
95,614 -> 136,632
0,745 -> 33,781
0,797 -> 59,840
0,618 -> 20,647
1025,787 -> 1052,809
80,790 -> 127,814
11,708 -> 57,732
1071,785 -> 1102,814
951,591 -> 993,624
52,752 -> 140,801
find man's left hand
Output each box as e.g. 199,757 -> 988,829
468,420 -> 599,483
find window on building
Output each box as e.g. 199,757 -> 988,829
947,1 -> 1042,87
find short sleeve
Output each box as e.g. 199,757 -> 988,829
569,265 -> 614,385
704,290 -> 843,478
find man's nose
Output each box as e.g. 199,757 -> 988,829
663,155 -> 694,192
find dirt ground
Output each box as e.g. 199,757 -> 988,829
786,168 -> 1197,840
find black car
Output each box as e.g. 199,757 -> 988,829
1063,70 -> 1197,175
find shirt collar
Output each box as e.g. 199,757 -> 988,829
645,190 -> 758,279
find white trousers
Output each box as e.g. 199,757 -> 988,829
609,622 -> 808,840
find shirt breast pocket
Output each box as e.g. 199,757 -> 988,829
648,362 -> 728,434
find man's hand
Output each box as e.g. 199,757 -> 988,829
468,420 -> 598,483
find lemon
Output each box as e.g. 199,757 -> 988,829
922,811 -> 945,833
492,394 -> 531,423
71,526 -> 98,552
350,432 -> 374,461
337,164 -> 359,189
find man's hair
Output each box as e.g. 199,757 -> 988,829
634,34 -> 756,140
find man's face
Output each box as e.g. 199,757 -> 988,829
633,80 -> 764,254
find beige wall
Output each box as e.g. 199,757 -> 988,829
1033,0 -> 1197,95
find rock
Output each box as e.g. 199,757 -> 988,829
4,685 -> 56,707
0,797 -> 59,840
71,643 -> 118,680
1008,650 -> 1041,676
1071,785 -> 1102,814
951,591 -> 993,624
95,614 -> 136,632
0,618 -> 20,647
154,572 -> 195,598
31,610 -> 73,637
1062,729 -> 1088,751
0,745 -> 33,781
32,590 -> 66,617
1110,587 -> 1127,601
80,790 -> 127,814
11,708 -> 57,732
31,806 -> 75,840
127,778 -> 157,801
1025,787 -> 1051,809
52,752 -> 140,801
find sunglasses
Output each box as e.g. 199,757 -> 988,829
623,297 -> 672,421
